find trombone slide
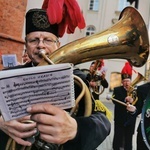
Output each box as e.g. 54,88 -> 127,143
106,95 -> 127,106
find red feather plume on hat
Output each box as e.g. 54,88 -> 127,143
97,59 -> 104,71
121,62 -> 133,79
42,0 -> 86,37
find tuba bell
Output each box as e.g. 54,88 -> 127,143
128,72 -> 147,105
40,6 -> 149,68
130,72 -> 147,90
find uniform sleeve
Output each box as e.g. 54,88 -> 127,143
129,84 -> 149,117
134,85 -> 150,116
101,78 -> 109,88
135,86 -> 145,115
63,112 -> 111,150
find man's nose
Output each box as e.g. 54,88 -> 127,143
37,40 -> 46,50
38,40 -> 45,46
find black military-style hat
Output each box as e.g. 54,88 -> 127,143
121,74 -> 131,80
25,8 -> 58,36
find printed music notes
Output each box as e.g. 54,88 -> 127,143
0,63 -> 75,121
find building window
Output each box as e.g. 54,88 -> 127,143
86,26 -> 96,36
118,0 -> 130,11
89,0 -> 99,11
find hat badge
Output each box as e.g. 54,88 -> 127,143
32,12 -> 50,29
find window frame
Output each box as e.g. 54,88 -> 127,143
89,0 -> 99,11
86,25 -> 96,36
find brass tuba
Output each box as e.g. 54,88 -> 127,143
128,72 -> 147,105
39,6 -> 149,104
40,6 -> 149,68
131,72 -> 147,88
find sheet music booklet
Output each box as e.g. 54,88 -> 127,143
0,63 -> 75,121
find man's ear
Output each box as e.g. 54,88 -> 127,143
25,37 -> 27,48
57,41 -> 61,48
25,43 -> 27,48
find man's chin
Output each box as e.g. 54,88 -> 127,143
32,59 -> 42,66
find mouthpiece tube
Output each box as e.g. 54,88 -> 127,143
39,49 -> 54,64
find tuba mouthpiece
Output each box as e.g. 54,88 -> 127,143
39,49 -> 46,56
38,49 -> 54,65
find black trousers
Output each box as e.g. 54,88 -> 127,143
137,130 -> 149,150
0,130 -> 9,150
113,124 -> 134,150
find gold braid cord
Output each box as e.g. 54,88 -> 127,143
94,100 -> 112,121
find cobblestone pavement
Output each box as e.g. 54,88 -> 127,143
96,99 -> 140,150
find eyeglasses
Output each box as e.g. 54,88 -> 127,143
27,38 -> 58,46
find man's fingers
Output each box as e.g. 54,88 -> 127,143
27,103 -> 60,115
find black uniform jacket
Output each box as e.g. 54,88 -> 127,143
134,82 -> 150,132
0,62 -> 111,150
113,86 -> 136,132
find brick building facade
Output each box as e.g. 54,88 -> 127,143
0,0 -> 27,69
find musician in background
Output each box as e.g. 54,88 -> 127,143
86,60 -> 108,99
136,82 -> 150,150
0,1 -> 111,150
125,80 -> 150,150
112,62 -> 137,150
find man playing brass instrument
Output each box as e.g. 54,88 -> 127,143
0,1 -> 111,150
126,81 -> 150,150
112,62 -> 137,150
86,60 -> 108,100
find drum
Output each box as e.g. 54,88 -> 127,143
141,91 -> 150,149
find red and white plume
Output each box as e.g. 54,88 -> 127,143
42,0 -> 86,37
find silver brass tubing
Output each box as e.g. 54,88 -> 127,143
106,95 -> 127,106
39,49 -> 55,65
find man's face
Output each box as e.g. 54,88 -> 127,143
89,64 -> 95,73
25,31 -> 60,65
122,78 -> 131,90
